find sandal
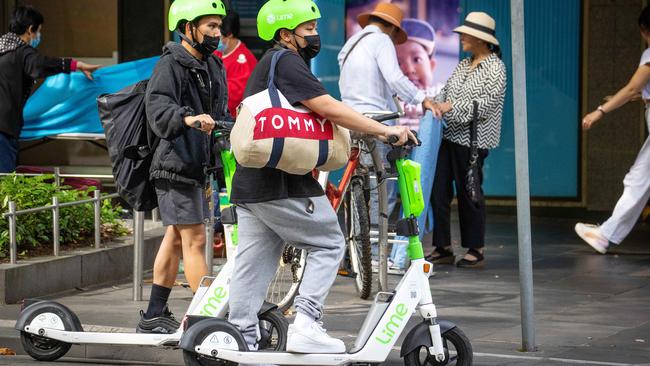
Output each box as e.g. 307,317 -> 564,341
424,247 -> 455,264
456,248 -> 485,268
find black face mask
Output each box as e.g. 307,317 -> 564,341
293,33 -> 321,63
179,25 -> 220,56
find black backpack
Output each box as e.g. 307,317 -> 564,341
97,80 -> 159,211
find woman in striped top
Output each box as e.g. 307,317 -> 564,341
426,12 -> 506,268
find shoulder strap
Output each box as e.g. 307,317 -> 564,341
267,49 -> 290,108
341,32 -> 373,69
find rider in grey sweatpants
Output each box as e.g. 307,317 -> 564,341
228,195 -> 345,346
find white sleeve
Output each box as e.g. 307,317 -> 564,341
374,35 -> 425,105
640,49 -> 650,66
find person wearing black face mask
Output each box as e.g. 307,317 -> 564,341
137,0 -> 231,334
291,32 -> 321,64
229,0 -> 418,354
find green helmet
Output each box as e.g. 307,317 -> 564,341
168,0 -> 227,32
257,0 -> 321,41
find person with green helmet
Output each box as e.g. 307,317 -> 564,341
227,0 -> 417,355
136,0 -> 229,334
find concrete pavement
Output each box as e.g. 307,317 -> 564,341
0,212 -> 648,365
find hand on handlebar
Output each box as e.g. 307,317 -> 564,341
382,125 -> 418,146
184,114 -> 215,134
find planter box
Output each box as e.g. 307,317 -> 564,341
0,226 -> 165,304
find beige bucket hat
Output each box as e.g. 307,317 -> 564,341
453,12 -> 499,46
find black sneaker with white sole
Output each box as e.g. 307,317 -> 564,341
136,306 -> 180,334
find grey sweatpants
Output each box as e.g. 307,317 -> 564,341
228,196 -> 346,346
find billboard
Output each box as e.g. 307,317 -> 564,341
345,0 -> 460,130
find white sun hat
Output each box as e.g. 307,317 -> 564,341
453,11 -> 499,46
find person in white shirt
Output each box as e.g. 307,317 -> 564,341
575,5 -> 650,253
338,2 -> 434,115
338,3 -> 435,269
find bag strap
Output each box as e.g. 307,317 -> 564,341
267,49 -> 290,108
469,101 -> 479,166
341,32 -> 373,69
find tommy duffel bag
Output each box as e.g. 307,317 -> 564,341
231,49 -> 350,175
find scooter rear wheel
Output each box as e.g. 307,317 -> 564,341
20,332 -> 71,362
403,327 -> 472,366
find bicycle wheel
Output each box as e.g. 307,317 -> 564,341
266,245 -> 306,313
346,181 -> 373,299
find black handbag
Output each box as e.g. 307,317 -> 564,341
465,101 -> 482,204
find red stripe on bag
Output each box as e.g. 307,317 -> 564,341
253,107 -> 334,140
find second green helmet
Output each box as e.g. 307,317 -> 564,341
257,0 -> 321,41
168,0 -> 227,32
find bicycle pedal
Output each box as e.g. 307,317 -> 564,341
337,269 -> 357,278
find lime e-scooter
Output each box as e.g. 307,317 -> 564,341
179,125 -> 473,365
15,121 -> 288,363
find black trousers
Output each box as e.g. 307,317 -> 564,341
432,139 -> 489,249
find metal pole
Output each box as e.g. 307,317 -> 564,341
133,210 -> 145,301
152,208 -> 160,223
52,196 -> 60,256
510,0 -> 536,352
205,175 -> 215,276
93,190 -> 101,249
8,201 -> 17,264
53,167 -> 61,186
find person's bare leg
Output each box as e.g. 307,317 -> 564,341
139,225 -> 183,331
153,225 -> 182,288
177,223 -> 208,292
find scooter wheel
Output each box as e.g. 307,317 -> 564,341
403,327 -> 472,366
182,322 -> 246,366
20,331 -> 71,362
258,308 -> 289,351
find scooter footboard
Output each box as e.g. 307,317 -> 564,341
15,300 -> 83,333
399,320 -> 456,357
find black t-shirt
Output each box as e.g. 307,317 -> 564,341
230,47 -> 329,204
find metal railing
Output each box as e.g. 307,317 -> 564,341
0,167 -> 114,187
2,190 -> 119,264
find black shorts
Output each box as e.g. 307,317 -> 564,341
154,179 -> 209,226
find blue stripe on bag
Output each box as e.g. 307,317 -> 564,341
316,140 -> 328,167
266,137 -> 285,169
264,49 -> 289,169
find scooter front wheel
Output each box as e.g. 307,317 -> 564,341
403,327 -> 472,366
20,332 -> 71,362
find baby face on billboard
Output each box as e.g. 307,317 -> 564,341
396,40 -> 436,90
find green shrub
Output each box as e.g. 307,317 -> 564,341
0,174 -> 129,259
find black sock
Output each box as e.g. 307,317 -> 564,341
144,284 -> 172,319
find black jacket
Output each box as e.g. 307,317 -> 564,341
0,32 -> 73,138
146,42 -> 228,186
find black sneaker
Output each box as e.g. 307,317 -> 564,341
136,306 -> 180,334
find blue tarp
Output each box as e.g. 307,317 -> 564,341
20,56 -> 159,140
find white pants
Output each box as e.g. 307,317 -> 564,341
600,107 -> 650,244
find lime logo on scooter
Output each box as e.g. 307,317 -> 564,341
199,286 -> 228,316
375,303 -> 408,344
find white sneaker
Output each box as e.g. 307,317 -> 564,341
575,223 -> 609,254
286,322 -> 346,353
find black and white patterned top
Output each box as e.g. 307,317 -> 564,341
435,53 -> 506,149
